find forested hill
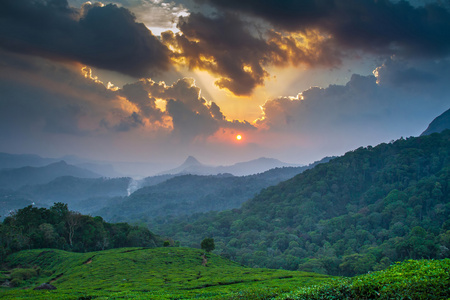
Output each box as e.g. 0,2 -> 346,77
158,130 -> 450,276
0,203 -> 164,261
421,107 -> 450,136
93,157 -> 333,223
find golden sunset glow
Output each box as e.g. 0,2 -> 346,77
1,0 -> 447,171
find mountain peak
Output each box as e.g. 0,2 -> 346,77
183,156 -> 201,166
53,160 -> 68,166
421,108 -> 450,136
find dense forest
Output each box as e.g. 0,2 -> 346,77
0,203 -> 163,261
149,130 -> 450,276
94,158 -> 332,222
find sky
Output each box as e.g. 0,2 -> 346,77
1,0 -> 450,169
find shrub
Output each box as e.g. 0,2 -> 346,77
10,278 -> 23,287
10,268 -> 37,281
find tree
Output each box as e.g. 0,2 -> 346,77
66,211 -> 82,247
201,237 -> 215,253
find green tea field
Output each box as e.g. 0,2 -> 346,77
0,247 -> 329,299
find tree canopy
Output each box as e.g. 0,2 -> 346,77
0,203 -> 163,261
201,238 -> 215,253
151,131 -> 450,276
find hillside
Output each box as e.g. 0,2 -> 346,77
277,259 -> 450,300
20,176 -> 130,211
0,161 -> 101,190
0,204 -> 163,258
0,247 -> 329,299
94,158 -> 332,223
0,152 -> 56,170
0,176 -> 130,219
421,107 -> 450,136
154,131 -> 450,275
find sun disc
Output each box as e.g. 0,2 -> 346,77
236,134 -> 242,140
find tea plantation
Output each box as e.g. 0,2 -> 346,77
1,248 -> 449,299
0,247 -> 329,299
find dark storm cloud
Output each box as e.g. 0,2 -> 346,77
0,50 -> 253,142
257,58 -> 450,142
198,0 -> 450,58
0,50 -> 150,136
137,77 -> 256,138
121,82 -> 164,121
162,13 -> 269,95
166,99 -> 220,139
162,13 -> 340,95
0,0 -> 170,77
112,112 -> 145,132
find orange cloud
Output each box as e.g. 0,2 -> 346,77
162,13 -> 342,96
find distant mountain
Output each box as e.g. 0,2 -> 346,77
421,108 -> 450,136
0,152 -> 57,170
0,189 -> 34,219
95,157 -> 331,222
20,176 -> 130,210
158,156 -> 210,175
0,161 -> 101,190
217,157 -> 302,176
59,155 -> 122,177
0,153 -> 121,177
158,156 -> 302,176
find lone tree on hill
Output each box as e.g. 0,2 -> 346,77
201,237 -> 215,253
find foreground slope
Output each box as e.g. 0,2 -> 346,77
277,259 -> 450,300
156,131 -> 450,274
1,247 -> 329,300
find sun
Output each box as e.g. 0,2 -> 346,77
236,134 -> 242,141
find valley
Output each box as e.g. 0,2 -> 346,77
1,113 -> 449,299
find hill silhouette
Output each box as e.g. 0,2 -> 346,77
421,107 -> 450,136
158,156 -> 301,176
0,161 -> 101,190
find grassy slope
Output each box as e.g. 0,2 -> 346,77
276,258 -> 450,300
0,247 -> 329,299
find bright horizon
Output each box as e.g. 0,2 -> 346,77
1,0 -> 449,167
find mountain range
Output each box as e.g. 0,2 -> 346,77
0,161 -> 101,190
158,156 -> 302,176
94,157 -> 331,223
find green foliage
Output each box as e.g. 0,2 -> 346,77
201,237 -> 215,252
0,203 -> 163,257
10,268 -> 38,281
276,259 -> 450,300
94,159 -> 332,223
152,131 -> 450,275
0,247 -> 330,299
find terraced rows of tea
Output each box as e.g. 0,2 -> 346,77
0,247 -> 329,299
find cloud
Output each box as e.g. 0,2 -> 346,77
69,0 -> 189,31
197,0 -> 450,58
162,12 -> 341,95
0,0 -> 170,77
0,49 -> 254,151
133,77 -> 256,139
0,51 -> 139,136
111,112 -> 145,132
256,58 -> 450,152
121,81 -> 164,121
